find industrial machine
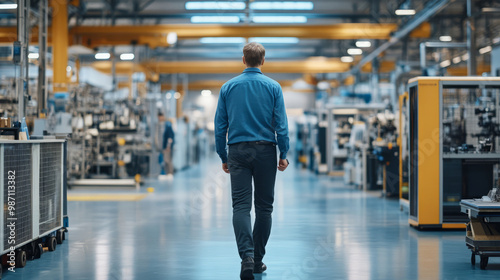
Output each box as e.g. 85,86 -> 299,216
326,104 -> 386,176
370,108 -> 399,197
408,77 -> 500,229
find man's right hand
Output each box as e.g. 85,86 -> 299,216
278,159 -> 289,172
222,163 -> 230,174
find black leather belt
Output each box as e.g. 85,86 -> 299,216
230,141 -> 276,146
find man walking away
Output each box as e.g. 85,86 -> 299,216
214,42 -> 290,280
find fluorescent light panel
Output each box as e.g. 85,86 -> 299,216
340,56 -> 354,63
355,41 -> 371,48
347,48 -> 362,55
439,35 -> 452,42
249,37 -> 299,44
395,9 -> 416,15
452,56 -> 461,64
0,4 -> 17,10
200,37 -> 245,44
250,1 -> 313,10
28,53 -> 39,59
95,53 -> 111,60
252,16 -> 307,23
191,16 -> 240,23
185,1 -> 245,10
120,53 -> 135,60
479,46 -> 492,54
462,53 -> 469,61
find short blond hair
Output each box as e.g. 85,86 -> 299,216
243,42 -> 265,67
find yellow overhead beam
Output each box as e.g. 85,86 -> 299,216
91,61 -> 159,82
0,23 -> 430,48
92,59 -> 350,79
142,58 -> 351,74
71,23 -> 430,43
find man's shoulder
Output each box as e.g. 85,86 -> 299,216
260,74 -> 281,88
223,74 -> 245,87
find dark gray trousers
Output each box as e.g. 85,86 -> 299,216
227,143 -> 277,262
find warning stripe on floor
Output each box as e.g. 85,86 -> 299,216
68,193 -> 148,201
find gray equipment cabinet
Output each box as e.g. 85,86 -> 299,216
0,139 -> 68,278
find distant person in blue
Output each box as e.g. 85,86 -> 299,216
214,42 -> 289,280
158,112 -> 175,177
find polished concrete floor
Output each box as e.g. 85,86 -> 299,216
3,158 -> 500,279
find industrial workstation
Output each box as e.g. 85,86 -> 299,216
0,0 -> 499,279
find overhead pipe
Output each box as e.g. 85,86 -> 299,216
351,0 -> 454,74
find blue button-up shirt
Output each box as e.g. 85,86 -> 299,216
215,67 -> 289,163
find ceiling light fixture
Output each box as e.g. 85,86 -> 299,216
95,53 -> 111,60
167,32 -> 178,44
28,53 -> 39,59
439,36 -> 452,42
191,16 -> 240,23
440,60 -> 451,68
462,53 -> 469,61
185,1 -> 245,10
340,56 -> 354,63
347,48 -> 363,55
0,4 -> 17,10
479,46 -> 492,54
120,53 -> 135,60
355,41 -> 371,48
452,56 -> 461,64
395,9 -> 416,16
252,16 -> 307,23
201,90 -> 212,96
250,1 -> 314,10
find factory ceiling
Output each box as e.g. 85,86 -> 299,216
0,0 -> 498,83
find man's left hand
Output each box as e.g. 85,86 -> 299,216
222,163 -> 230,174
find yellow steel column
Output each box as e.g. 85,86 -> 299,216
51,0 -> 68,93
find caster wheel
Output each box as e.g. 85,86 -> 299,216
34,243 -> 43,259
46,236 -> 57,252
471,253 -> 476,265
480,256 -> 488,270
56,230 -> 64,244
15,250 -> 27,268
